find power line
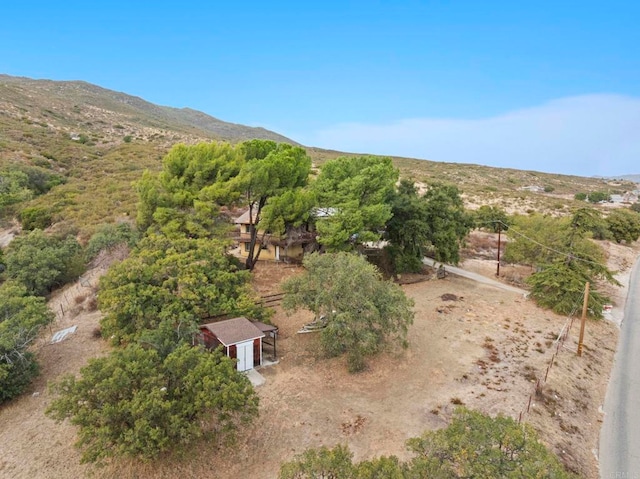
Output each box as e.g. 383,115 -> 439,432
490,220 -> 605,268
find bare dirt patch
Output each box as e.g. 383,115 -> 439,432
0,245 -> 635,479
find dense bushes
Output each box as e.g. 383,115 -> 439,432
0,164 -> 65,213
605,208 -> 640,243
98,232 -> 264,346
47,344 -> 258,463
19,206 -> 53,230
84,222 -> 139,261
0,282 -> 54,403
4,229 -> 84,296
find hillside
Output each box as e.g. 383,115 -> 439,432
0,74 -> 294,144
0,74 -> 295,235
0,74 -> 637,237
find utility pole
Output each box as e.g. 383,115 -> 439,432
577,282 -> 590,356
496,222 -> 502,277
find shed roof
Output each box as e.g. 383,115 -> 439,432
253,321 -> 278,335
200,317 -> 265,346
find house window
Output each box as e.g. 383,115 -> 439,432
244,224 -> 251,233
261,243 -> 269,250
244,242 -> 251,252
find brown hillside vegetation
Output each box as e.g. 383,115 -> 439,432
1,238 -> 636,479
2,74 -> 636,238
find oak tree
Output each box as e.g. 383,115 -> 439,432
47,344 -> 259,463
387,181 -> 473,272
99,232 -> 264,345
282,252 -> 414,372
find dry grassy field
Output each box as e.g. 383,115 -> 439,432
1,236 -> 636,479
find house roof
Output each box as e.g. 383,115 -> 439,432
234,209 -> 257,225
200,317 -> 265,346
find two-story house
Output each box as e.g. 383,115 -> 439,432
234,209 -> 316,263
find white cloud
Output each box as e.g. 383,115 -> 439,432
297,95 -> 640,177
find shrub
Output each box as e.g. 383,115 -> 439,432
0,282 -> 55,403
587,191 -> 610,203
47,344 -> 259,463
20,206 -> 53,230
4,230 -> 84,296
84,222 -> 139,261
606,208 -> 640,243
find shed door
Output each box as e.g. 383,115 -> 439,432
236,340 -> 254,372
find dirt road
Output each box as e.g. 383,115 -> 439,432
422,258 -> 528,295
599,256 -> 640,478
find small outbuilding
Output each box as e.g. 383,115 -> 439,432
200,317 -> 266,372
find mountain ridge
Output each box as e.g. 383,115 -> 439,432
0,74 -> 295,144
1,73 -> 637,236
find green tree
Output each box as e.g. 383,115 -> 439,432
229,140 -> 312,270
587,191 -> 610,203
47,344 -> 258,463
279,445 -> 407,479
473,204 -> 510,233
569,207 -> 609,241
279,444 -> 356,479
418,182 -> 473,264
605,208 -> 640,243
136,142 -> 241,236
504,211 -> 617,318
136,140 -> 312,270
527,261 -> 611,318
385,180 -> 431,273
279,408 -> 573,478
406,408 -> 573,478
385,181 -> 472,272
4,229 -> 84,296
502,214 -> 568,266
313,156 -> 397,251
574,192 -> 587,201
98,232 -> 264,345
630,202 -> 640,213
282,252 -> 414,372
0,281 -> 54,402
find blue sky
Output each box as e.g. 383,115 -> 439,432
1,1 -> 639,176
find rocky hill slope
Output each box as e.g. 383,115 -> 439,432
0,74 -> 637,237
0,74 -> 294,146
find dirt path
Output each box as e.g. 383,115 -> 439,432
0,221 -> 20,248
423,257 -> 528,295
